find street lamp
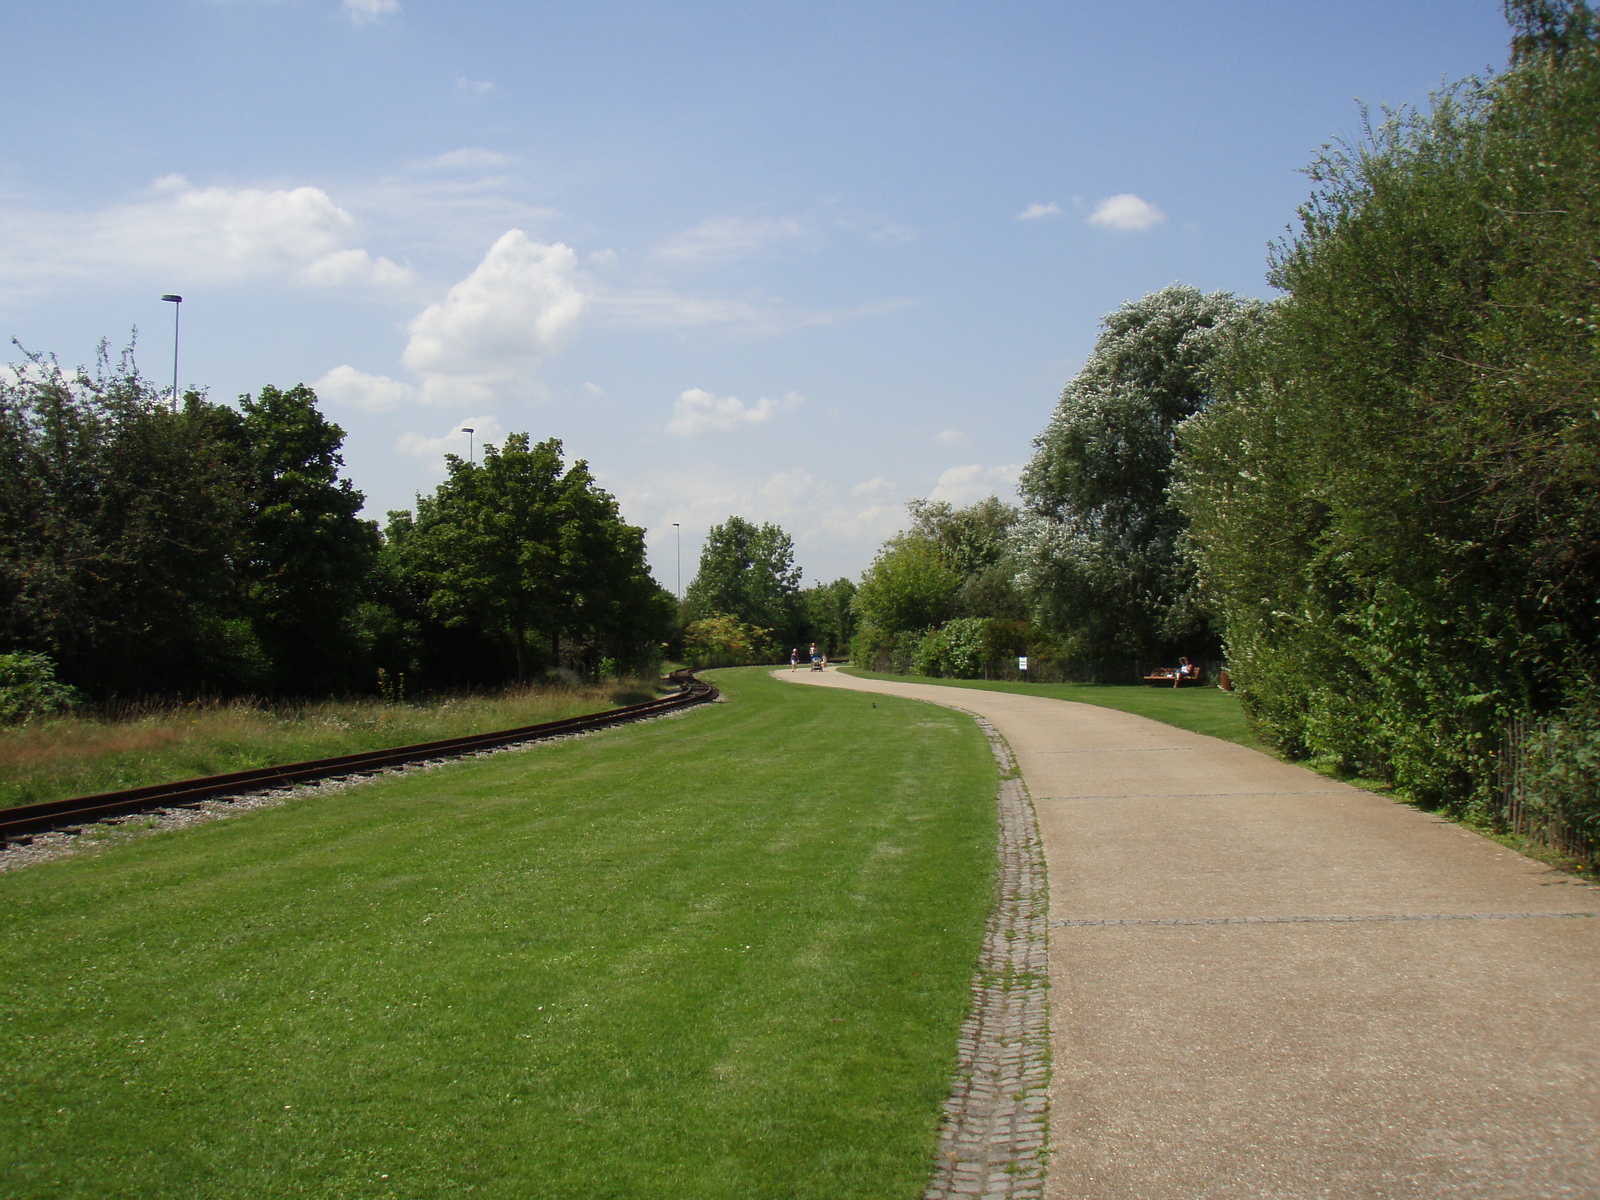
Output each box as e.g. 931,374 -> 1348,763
160,295 -> 182,411
672,523 -> 681,599
461,426 -> 475,464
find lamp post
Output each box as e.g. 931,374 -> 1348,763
461,426 -> 475,464
160,295 -> 182,411
672,523 -> 681,600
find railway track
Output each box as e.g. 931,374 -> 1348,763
0,669 -> 716,844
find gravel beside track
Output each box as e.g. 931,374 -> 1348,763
0,705 -> 704,875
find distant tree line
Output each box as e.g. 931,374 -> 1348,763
676,516 -> 856,667
0,346 -> 672,703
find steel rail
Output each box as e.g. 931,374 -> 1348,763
0,670 -> 717,843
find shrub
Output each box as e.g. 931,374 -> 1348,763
912,618 -> 1005,679
0,652 -> 81,723
1506,697 -> 1600,866
683,613 -> 778,668
850,626 -> 923,674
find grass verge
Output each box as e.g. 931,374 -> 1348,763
0,667 -> 996,1200
0,681 -> 661,811
841,666 -> 1264,749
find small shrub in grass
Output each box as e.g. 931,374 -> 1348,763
0,652 -> 81,724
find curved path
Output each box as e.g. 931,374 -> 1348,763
779,666 -> 1600,1199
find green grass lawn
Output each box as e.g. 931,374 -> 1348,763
0,682 -> 660,812
0,668 -> 996,1200
841,666 -> 1264,749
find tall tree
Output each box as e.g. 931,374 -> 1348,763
853,535 -> 960,635
399,434 -> 663,678
1016,284 -> 1258,657
0,345 -> 250,696
230,384 -> 379,694
682,516 -> 801,636
800,578 -> 858,657
907,496 -> 1025,619
1176,0 -> 1600,809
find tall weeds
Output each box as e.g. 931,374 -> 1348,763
0,680 -> 659,809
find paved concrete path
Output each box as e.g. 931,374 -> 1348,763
778,667 -> 1600,1199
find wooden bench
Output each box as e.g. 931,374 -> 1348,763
1144,668 -> 1200,687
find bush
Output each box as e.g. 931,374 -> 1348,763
683,613 -> 778,668
1176,4 -> 1600,813
912,618 -> 1013,679
1507,698 -> 1600,866
0,652 -> 81,723
850,626 -> 924,674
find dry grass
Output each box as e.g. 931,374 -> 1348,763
0,681 -> 661,810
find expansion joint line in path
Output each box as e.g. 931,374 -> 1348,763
924,718 -> 1051,1200
1054,911 -> 1600,928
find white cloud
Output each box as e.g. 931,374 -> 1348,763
590,289 -> 911,335
581,381 -> 607,399
396,416 -> 504,466
1087,193 -> 1166,232
0,176 -> 407,297
425,147 -> 513,170
655,216 -> 808,264
936,429 -> 971,448
301,248 -> 414,288
400,230 -> 587,404
456,76 -> 495,95
928,463 -> 1022,506
668,388 -> 803,436
593,289 -> 772,330
343,0 -> 398,25
1017,202 -> 1062,220
314,365 -> 416,412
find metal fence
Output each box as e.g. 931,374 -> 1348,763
1496,713 -> 1600,867
979,657 -> 1228,687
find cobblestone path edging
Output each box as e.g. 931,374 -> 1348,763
924,715 -> 1051,1200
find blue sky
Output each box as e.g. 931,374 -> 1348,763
2,0 -> 1510,587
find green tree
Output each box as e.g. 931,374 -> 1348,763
682,613 -> 777,668
1016,284 -> 1258,658
400,434 -> 663,679
0,345 -> 253,696
907,496 -> 1025,619
230,384 -> 379,694
682,517 -> 802,636
799,577 -> 858,657
1176,0 -> 1600,811
853,535 -> 960,635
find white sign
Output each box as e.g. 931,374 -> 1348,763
1018,656 -> 1028,672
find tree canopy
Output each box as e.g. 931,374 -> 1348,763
396,435 -> 669,680
682,516 -> 802,638
0,346 -> 672,699
1015,284 -> 1258,657
1176,0 -> 1600,810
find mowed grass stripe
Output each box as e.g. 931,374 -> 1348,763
0,667 -> 996,1200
